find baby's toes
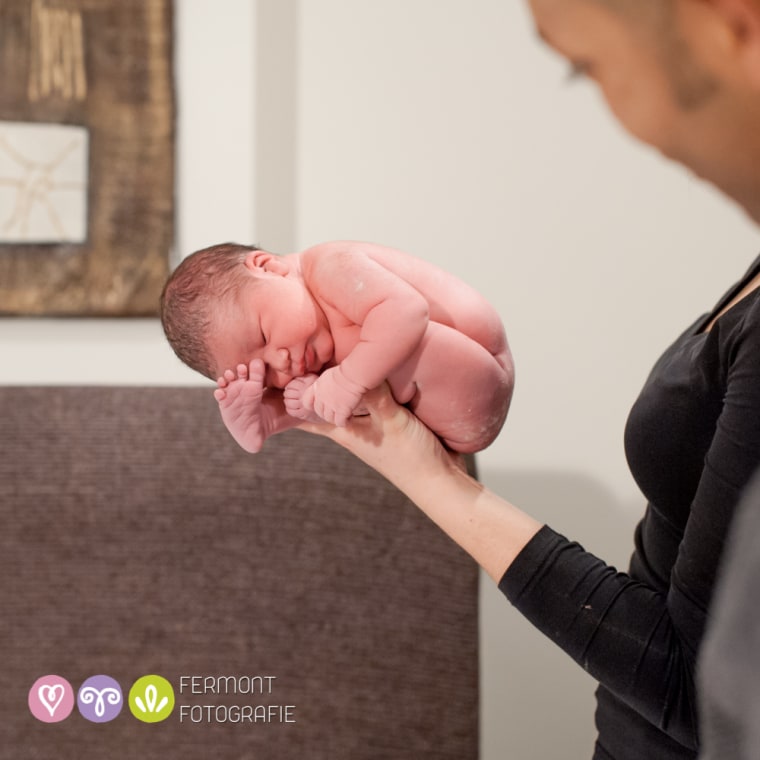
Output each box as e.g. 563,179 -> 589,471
283,391 -> 320,423
283,391 -> 305,415
247,358 -> 267,383
291,373 -> 319,391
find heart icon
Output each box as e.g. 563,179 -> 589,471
38,684 -> 65,717
28,675 -> 74,723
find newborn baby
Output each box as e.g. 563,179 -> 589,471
160,240 -> 514,454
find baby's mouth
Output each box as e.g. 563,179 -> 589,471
305,345 -> 318,372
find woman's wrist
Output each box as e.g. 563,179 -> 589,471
310,384 -> 543,581
395,453 -> 542,582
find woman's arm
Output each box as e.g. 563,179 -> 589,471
300,383 -> 542,581
301,315 -> 760,752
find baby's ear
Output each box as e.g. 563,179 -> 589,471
244,250 -> 290,276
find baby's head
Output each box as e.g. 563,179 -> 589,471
160,242 -> 259,379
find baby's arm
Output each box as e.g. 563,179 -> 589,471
215,359 -> 300,453
295,247 -> 430,425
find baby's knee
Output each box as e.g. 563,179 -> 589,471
440,410 -> 507,453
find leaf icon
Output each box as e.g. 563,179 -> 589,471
129,675 -> 175,723
134,683 -> 169,714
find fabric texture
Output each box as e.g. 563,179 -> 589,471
0,386 -> 478,759
500,254 -> 760,760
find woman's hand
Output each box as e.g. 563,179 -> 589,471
298,383 -> 464,490
300,382 -> 541,582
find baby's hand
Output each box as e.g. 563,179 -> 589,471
293,367 -> 366,427
214,360 -> 269,453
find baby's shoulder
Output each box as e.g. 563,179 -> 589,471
301,241 -> 365,262
300,241 -> 376,278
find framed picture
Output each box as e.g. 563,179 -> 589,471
0,0 -> 174,316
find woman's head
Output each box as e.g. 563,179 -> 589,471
528,0 -> 760,221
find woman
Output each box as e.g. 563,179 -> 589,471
302,1 -> 760,758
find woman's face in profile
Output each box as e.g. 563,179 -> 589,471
527,0 -> 760,223
528,0 -> 688,149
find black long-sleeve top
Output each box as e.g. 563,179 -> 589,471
499,255 -> 760,760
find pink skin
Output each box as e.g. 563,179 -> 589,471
282,374 -> 322,423
210,250 -> 335,392
212,241 -> 514,453
214,359 -> 302,454
284,366 -> 367,427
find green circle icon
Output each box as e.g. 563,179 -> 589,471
128,675 -> 175,723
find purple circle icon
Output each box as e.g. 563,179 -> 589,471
28,675 -> 75,723
77,675 -> 123,723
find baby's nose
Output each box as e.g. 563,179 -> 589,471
267,347 -> 290,369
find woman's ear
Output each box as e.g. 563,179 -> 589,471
243,250 -> 290,276
704,0 -> 760,88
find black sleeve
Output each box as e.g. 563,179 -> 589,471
500,526 -> 699,747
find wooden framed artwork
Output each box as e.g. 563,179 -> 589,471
0,0 -> 174,316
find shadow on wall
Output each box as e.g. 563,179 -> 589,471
482,467 -> 644,565
478,467 -> 643,760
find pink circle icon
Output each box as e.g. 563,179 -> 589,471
28,675 -> 75,723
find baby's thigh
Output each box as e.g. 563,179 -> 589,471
388,322 -> 514,452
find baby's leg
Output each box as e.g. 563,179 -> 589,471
444,292 -> 513,375
388,322 -> 514,453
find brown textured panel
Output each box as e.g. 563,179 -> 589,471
0,0 -> 174,315
0,386 -> 478,758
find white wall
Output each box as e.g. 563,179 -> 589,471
1,1 -> 759,757
292,1 -> 759,758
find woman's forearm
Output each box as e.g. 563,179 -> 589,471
392,455 -> 542,582
315,387 -> 542,582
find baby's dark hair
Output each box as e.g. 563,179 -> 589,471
160,242 -> 261,379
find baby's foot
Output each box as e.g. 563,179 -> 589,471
283,374 -> 322,423
214,359 -> 269,453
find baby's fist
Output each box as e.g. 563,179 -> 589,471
305,367 -> 366,427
